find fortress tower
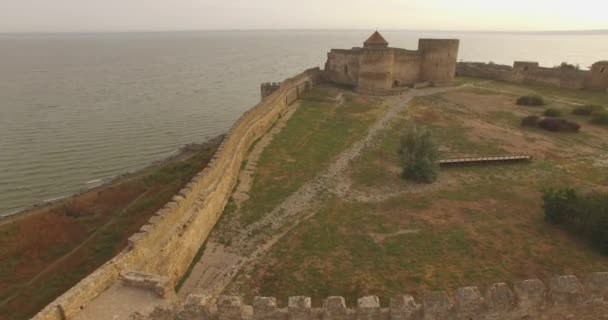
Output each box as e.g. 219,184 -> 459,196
324,31 -> 460,94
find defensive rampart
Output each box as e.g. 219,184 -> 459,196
456,61 -> 608,92
137,273 -> 608,320
32,67 -> 322,320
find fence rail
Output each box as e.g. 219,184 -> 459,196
439,155 -> 532,166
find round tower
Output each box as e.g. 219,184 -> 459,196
418,39 -> 460,84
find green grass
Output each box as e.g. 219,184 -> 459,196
225,83 -> 608,304
470,78 -> 608,107
237,88 -> 385,225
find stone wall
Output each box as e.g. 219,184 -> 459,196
324,38 -> 460,95
392,49 -> 421,87
137,273 -> 608,320
418,39 -> 460,85
457,61 -> 604,91
32,67 -> 322,320
357,49 -> 395,94
587,61 -> 608,91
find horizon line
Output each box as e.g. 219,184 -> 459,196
1,28 -> 607,35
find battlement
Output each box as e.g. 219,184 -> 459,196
457,60 -> 608,91
261,82 -> 282,99
324,31 -> 460,95
134,273 -> 608,320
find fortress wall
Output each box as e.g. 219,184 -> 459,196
143,273 -> 608,320
324,49 -> 360,87
392,49 -> 421,86
32,67 -> 322,320
456,62 -> 513,81
357,49 -> 394,94
418,39 -> 460,84
587,61 -> 608,91
457,62 -> 596,91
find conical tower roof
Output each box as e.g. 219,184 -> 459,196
364,31 -> 389,48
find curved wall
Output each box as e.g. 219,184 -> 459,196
419,39 -> 460,84
32,68 -> 322,320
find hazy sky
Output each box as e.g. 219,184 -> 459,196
1,0 -> 607,33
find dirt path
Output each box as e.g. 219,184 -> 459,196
178,87 -> 462,298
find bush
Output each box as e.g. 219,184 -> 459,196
538,118 -> 580,132
591,111 -> 608,126
543,108 -> 562,117
521,115 -> 540,127
557,62 -> 580,70
572,105 -> 604,116
543,188 -> 608,254
399,126 -> 439,184
516,95 -> 545,106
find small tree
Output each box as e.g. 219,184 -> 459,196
399,126 -> 439,183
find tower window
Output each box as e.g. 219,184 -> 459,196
601,67 -> 606,73
344,65 -> 348,74
523,66 -> 529,72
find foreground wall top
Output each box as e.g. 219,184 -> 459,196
136,273 -> 608,320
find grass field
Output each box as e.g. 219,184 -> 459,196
0,139 -> 220,320
213,86 -> 386,244
225,79 -> 608,306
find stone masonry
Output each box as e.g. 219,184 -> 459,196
133,273 -> 608,320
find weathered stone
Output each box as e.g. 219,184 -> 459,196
177,294 -> 215,320
390,295 -> 422,320
586,272 -> 608,300
323,296 -> 349,320
253,297 -> 279,320
218,296 -> 243,320
357,296 -> 380,320
288,296 -> 311,320
549,275 -> 586,305
455,286 -> 484,319
148,306 -> 174,320
485,283 -> 515,313
423,291 -> 452,320
514,279 -> 546,313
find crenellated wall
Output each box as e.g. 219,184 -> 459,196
457,61 -> 608,92
135,273 -> 608,320
323,36 -> 460,95
32,67 -> 322,320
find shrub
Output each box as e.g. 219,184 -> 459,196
399,126 -> 439,184
591,111 -> 608,126
521,115 -> 540,127
543,188 -> 608,255
538,118 -> 580,132
556,62 -> 580,70
543,108 -> 562,117
516,95 -> 545,106
572,105 -> 604,116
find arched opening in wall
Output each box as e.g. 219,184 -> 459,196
601,67 -> 606,73
344,65 -> 348,75
393,80 -> 400,87
523,66 -> 529,72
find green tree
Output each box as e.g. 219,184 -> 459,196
399,126 -> 439,183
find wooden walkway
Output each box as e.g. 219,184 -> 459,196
439,155 -> 532,166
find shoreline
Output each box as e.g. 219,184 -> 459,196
0,135 -> 225,227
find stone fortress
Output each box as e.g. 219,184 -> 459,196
323,31 -> 460,94
32,32 -> 608,320
457,60 -> 608,92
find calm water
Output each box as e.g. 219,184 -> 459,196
1,30 -> 607,216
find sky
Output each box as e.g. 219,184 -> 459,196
1,0 -> 607,33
